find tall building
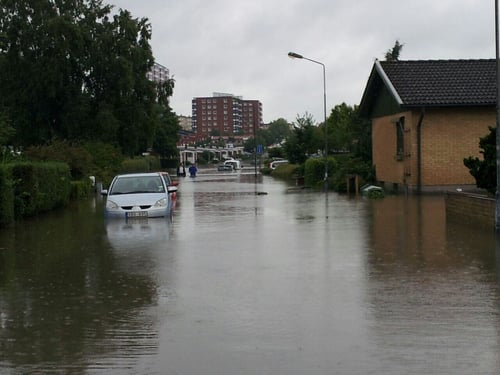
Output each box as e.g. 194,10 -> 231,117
177,115 -> 192,132
147,62 -> 169,84
192,93 -> 263,138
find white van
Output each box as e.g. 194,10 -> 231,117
224,159 -> 242,170
269,160 -> 289,169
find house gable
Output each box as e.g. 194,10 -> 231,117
359,59 -> 496,193
359,59 -> 496,117
370,84 -> 402,118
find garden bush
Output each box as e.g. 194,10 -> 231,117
271,163 -> 300,181
304,157 -> 338,189
0,166 -> 14,226
9,162 -> 71,219
70,178 -> 94,200
120,156 -> 161,174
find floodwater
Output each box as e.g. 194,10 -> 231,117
0,170 -> 499,374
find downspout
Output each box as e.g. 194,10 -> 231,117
417,107 -> 426,194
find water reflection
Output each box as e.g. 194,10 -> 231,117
366,195 -> 496,274
105,217 -> 173,252
365,196 -> 499,374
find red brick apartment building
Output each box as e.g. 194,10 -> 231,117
359,59 -> 496,193
191,93 -> 263,139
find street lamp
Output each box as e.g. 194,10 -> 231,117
288,51 -> 328,192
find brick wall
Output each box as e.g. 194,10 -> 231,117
421,108 -> 493,186
372,111 -> 411,185
372,107 -> 494,192
445,191 -> 494,229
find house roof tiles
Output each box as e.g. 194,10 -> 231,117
359,59 -> 497,116
380,59 -> 496,107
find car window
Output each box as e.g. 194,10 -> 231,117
162,174 -> 172,185
110,176 -> 164,194
110,178 -> 134,194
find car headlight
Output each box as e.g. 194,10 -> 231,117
154,198 -> 168,208
106,200 -> 119,209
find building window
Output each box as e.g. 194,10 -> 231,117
396,117 -> 404,161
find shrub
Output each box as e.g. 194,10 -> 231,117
8,162 -> 71,218
0,166 -> 14,226
120,156 -> 161,174
70,178 -> 94,200
25,140 -> 92,180
83,142 -> 123,185
329,155 -> 374,193
304,157 -> 338,189
463,126 -> 495,194
271,163 -> 300,180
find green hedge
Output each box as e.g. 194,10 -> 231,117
304,157 -> 338,189
70,178 -> 94,200
0,166 -> 14,226
1,162 -> 71,223
121,157 -> 161,174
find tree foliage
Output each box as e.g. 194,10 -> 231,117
243,117 -> 291,153
284,112 -> 322,164
0,0 -> 179,157
267,118 -> 291,145
463,126 -> 496,194
0,111 -> 14,146
326,103 -> 371,161
384,40 -> 404,61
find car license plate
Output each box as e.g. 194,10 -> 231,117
126,211 -> 148,218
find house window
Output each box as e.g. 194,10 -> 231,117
396,117 -> 404,160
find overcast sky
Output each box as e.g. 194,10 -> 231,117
109,0 -> 495,123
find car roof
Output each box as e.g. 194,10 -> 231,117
115,172 -> 162,178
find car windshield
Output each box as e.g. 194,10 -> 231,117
109,176 -> 165,195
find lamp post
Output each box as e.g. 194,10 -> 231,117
288,51 -> 328,192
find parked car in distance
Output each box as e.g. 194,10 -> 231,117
217,164 -> 233,171
101,172 -> 177,219
159,171 -> 178,187
223,159 -> 242,170
159,171 -> 178,200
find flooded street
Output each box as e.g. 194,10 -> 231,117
1,171 -> 499,374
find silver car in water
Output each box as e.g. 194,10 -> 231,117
102,172 -> 177,219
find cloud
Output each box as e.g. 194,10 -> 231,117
110,0 -> 495,123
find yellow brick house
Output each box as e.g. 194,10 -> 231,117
359,59 -> 496,193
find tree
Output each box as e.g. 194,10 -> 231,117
463,126 -> 496,194
152,106 -> 181,159
0,111 -> 14,147
384,40 -> 404,61
349,106 -> 372,162
325,103 -> 371,161
327,103 -> 354,152
0,0 -> 177,157
242,118 -> 291,153
284,112 -> 322,164
267,118 -> 291,146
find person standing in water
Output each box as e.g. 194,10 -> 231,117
177,162 -> 186,177
189,164 -> 197,177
